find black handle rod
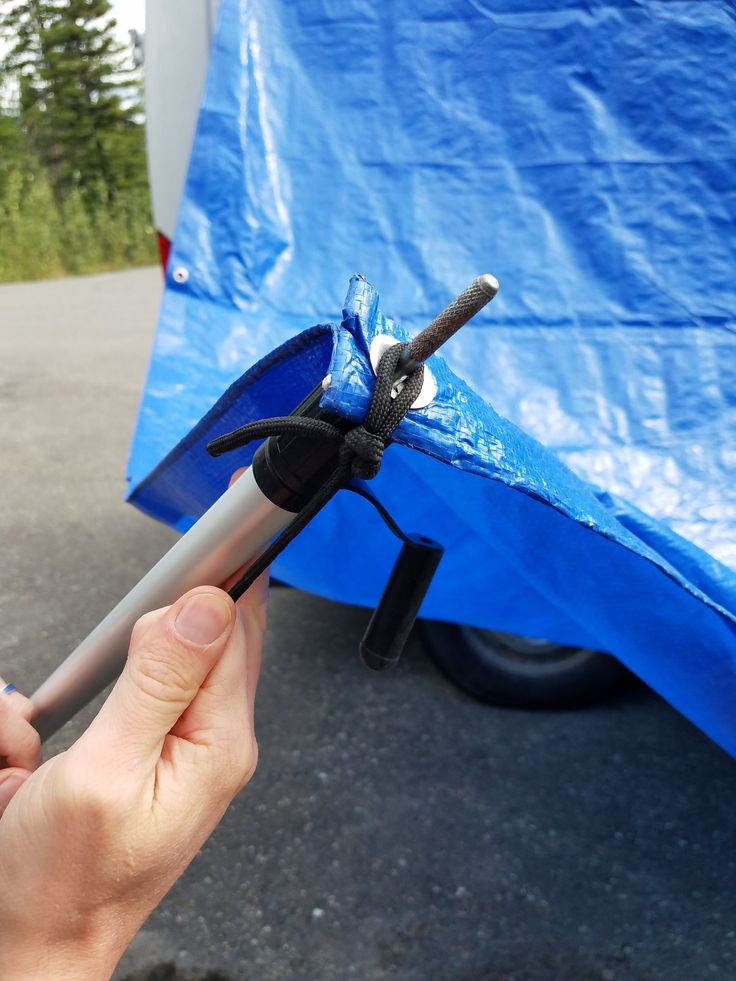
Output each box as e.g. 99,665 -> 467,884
359,534 -> 444,671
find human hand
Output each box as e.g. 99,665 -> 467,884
0,535 -> 267,979
0,682 -> 42,808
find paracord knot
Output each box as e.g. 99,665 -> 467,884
340,426 -> 385,479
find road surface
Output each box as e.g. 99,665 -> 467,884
0,269 -> 734,981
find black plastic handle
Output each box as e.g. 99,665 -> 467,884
359,534 -> 444,671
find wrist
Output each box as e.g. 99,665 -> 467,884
0,917 -> 129,981
0,942 -> 118,981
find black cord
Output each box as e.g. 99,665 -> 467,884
344,482 -> 417,547
206,342 -> 424,602
207,416 -> 344,459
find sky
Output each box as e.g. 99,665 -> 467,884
110,0 -> 145,44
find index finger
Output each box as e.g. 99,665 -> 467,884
0,679 -> 42,771
0,676 -> 34,723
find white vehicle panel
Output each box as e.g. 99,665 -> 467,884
144,0 -> 220,241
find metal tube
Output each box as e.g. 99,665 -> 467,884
31,468 -> 292,740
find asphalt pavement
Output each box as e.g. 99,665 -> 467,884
0,269 -> 734,981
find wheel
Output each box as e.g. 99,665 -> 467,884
419,621 -> 628,708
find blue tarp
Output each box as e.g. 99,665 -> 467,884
127,0 -> 736,752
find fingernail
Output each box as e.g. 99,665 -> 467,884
0,774 -> 26,812
175,593 -> 233,645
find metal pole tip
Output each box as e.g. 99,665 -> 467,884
401,273 -> 501,370
477,274 -> 500,298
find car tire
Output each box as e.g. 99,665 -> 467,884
419,621 -> 628,708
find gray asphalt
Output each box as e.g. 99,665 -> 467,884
0,269 -> 734,981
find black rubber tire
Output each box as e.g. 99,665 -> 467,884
419,621 -> 628,709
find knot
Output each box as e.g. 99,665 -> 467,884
340,426 -> 385,479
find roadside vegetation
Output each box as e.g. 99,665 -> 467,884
0,0 -> 157,282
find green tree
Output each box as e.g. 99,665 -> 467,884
1,0 -> 148,205
0,1 -> 156,280
0,167 -> 65,280
0,107 -> 34,193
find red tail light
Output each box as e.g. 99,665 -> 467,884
157,232 -> 172,272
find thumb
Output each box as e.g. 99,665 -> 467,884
86,588 -> 236,766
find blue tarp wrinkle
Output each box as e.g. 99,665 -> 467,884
127,0 -> 736,753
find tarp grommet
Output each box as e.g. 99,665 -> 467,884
370,334 -> 437,409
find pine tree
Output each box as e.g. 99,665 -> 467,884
1,0 -> 148,205
0,107 -> 35,194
